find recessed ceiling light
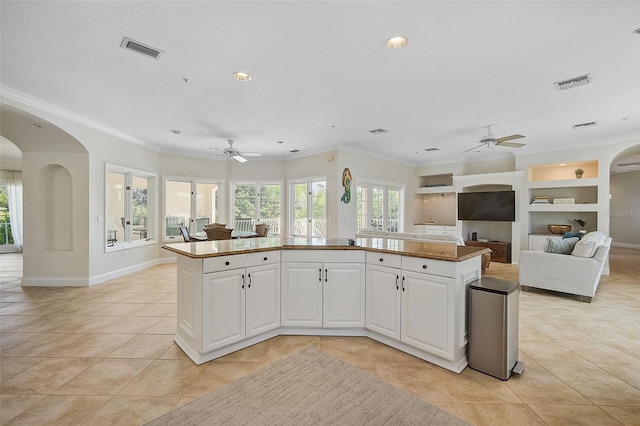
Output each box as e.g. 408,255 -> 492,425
385,35 -> 408,50
182,78 -> 190,83
553,73 -> 592,91
368,128 -> 388,135
276,141 -> 284,144
170,130 -> 182,134
232,71 -> 252,81
572,121 -> 598,129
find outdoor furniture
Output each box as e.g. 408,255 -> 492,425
255,223 -> 269,237
180,227 -> 206,243
205,227 -> 233,241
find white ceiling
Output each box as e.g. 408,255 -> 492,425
1,1 -> 639,167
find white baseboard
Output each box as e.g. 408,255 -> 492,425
159,255 -> 177,264
22,277 -> 89,287
88,259 -> 160,286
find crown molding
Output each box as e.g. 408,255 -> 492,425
1,85 -> 161,152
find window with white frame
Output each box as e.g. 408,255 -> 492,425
231,182 -> 282,235
105,164 -> 156,249
163,177 -> 222,241
355,180 -> 403,233
289,177 -> 326,237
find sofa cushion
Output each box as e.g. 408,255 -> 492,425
545,237 -> 579,254
572,231 -> 607,258
562,232 -> 582,240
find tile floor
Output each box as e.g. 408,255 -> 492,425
0,247 -> 638,425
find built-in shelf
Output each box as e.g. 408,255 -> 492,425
417,173 -> 454,194
528,203 -> 598,212
529,160 -> 598,182
528,177 -> 598,189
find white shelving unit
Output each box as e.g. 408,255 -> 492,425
416,173 -> 454,194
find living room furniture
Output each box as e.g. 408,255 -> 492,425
528,233 -> 563,251
180,227 -> 206,243
205,227 -> 233,241
518,233 -> 612,302
465,240 -> 512,264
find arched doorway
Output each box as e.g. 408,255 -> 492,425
610,145 -> 640,249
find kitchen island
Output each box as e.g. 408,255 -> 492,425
163,237 -> 489,373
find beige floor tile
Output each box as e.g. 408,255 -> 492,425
105,334 -> 175,359
599,405 -> 640,426
142,316 -> 177,335
527,403 -> 625,426
320,335 -> 372,362
1,357 -> 97,394
216,339 -> 270,361
5,395 -> 110,425
519,340 -> 599,369
121,293 -> 170,304
430,367 -> 523,403
182,360 -> 268,398
435,401 -> 546,426
0,394 -> 47,424
2,332 -> 87,357
83,396 -> 181,426
0,356 -> 47,382
158,343 -> 193,361
263,335 -> 321,360
367,338 -> 426,364
547,364 -> 640,406
102,316 -> 163,334
130,303 -> 176,317
118,359 -> 204,397
56,333 -> 134,358
52,358 -> 153,395
505,361 -> 591,404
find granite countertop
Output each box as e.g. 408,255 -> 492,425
162,236 -> 489,262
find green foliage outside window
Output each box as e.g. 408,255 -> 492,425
0,184 -> 14,245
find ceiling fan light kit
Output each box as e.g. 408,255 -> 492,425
463,126 -> 526,153
216,139 -> 262,163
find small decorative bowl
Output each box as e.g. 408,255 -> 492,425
548,224 -> 571,234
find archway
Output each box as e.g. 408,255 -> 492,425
609,145 -> 640,248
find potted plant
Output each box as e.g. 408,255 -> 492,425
573,218 -> 589,234
574,168 -> 584,179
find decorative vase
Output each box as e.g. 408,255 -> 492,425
576,174 -> 583,179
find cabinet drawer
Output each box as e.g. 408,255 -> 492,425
203,254 -> 248,273
401,256 -> 455,278
281,250 -> 365,263
366,252 -> 401,269
247,250 -> 281,267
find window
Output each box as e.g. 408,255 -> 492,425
290,177 -> 326,237
0,176 -> 14,248
106,164 -> 156,250
355,180 -> 403,233
163,177 -> 222,241
231,182 -> 282,235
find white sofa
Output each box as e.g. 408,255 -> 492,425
518,232 -> 612,303
355,228 -> 465,245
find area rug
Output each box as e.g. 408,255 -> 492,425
146,346 -> 470,425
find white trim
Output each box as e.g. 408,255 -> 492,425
22,277 -> 89,287
1,85 -> 160,151
611,242 -> 640,250
89,259 -> 160,286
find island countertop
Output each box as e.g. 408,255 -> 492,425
162,236 -> 489,262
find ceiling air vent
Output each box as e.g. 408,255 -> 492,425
120,37 -> 163,60
572,121 -> 598,129
553,73 -> 592,91
424,148 -> 440,152
289,149 -> 300,153
368,128 -> 388,135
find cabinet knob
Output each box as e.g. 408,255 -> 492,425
263,257 -> 268,261
379,258 -> 384,262
225,261 -> 230,266
422,264 -> 428,269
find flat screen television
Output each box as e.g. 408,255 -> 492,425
457,191 -> 515,222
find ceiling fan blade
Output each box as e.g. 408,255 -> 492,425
496,141 -> 526,148
496,134 -> 525,143
240,152 -> 262,157
464,144 -> 485,153
232,154 -> 248,163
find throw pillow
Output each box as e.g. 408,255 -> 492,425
562,232 -> 582,240
545,237 -> 579,254
572,239 -> 598,257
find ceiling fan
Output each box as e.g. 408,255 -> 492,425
464,125 -> 526,153
212,139 -> 262,163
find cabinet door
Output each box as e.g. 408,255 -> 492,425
401,271 -> 454,360
281,262 -> 323,327
323,263 -> 365,328
366,264 -> 401,339
202,269 -> 246,352
245,264 -> 280,338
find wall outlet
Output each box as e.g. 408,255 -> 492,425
97,215 -> 102,223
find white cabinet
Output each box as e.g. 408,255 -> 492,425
366,263 -> 401,339
528,234 -> 562,252
202,253 -> 280,352
401,271 -> 454,360
365,252 -> 455,361
281,250 -> 365,328
280,262 -> 323,327
414,224 -> 457,235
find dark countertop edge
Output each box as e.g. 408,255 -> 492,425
162,243 -> 490,262
413,223 -> 457,227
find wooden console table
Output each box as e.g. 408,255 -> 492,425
465,240 -> 512,263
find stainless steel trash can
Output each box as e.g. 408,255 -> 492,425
468,277 -> 524,380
